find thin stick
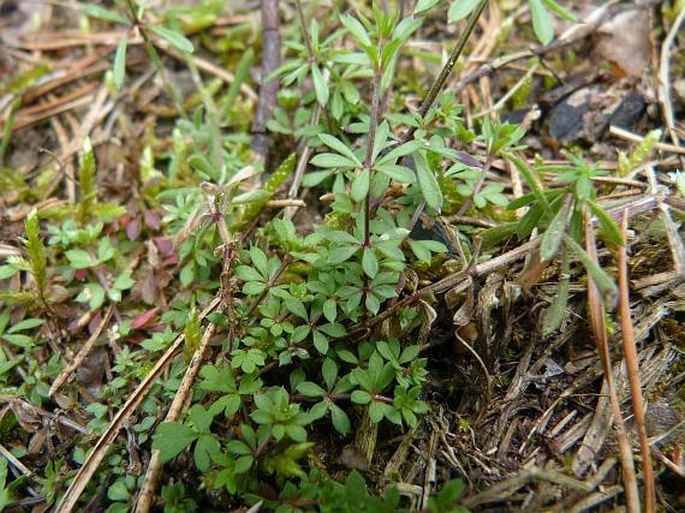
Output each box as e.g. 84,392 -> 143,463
49,306 -> 113,397
617,209 -> 655,512
134,323 -> 217,513
54,296 -> 221,513
657,5 -> 685,148
584,213 -> 640,513
609,126 -> 685,155
400,0 -> 489,144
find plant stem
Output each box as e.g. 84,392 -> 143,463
363,70 -> 383,247
400,0 -> 488,144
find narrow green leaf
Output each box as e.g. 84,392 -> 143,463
448,0 -> 480,22
310,153 -> 358,169
350,169 -> 370,202
529,0 -> 554,45
311,65 -> 329,107
113,34 -> 128,89
506,152 -> 552,215
414,151 -> 443,212
564,235 -> 617,303
540,201 -> 568,261
414,0 -> 440,15
297,382 -> 326,397
587,199 -> 623,246
330,404 -> 351,435
362,249 -> 378,278
83,5 -> 131,25
318,133 -> 361,166
148,25 -> 194,53
542,249 -> 570,336
340,15 -> 372,48
542,0 -> 577,22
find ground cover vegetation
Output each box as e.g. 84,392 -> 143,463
0,0 -> 684,511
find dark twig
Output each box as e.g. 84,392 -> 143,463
251,0 -> 281,166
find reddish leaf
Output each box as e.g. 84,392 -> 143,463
154,237 -> 174,256
144,209 -> 161,230
130,307 -> 160,330
126,218 -> 141,240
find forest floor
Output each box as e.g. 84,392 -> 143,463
0,1 -> 684,512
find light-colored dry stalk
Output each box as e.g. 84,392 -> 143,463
584,214 -> 640,513
54,295 -> 221,513
134,323 -> 216,513
617,209 -> 655,512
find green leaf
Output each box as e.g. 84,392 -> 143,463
65,249 -> 95,269
340,14 -> 372,48
414,151 -> 443,212
249,246 -> 269,276
350,169 -> 370,202
310,153 -> 358,169
194,434 -> 220,472
107,480 -> 130,502
7,318 -> 43,333
234,455 -> 254,474
587,199 -> 623,246
414,0 -> 440,15
329,245 -> 359,264
0,265 -> 18,280
297,381 -> 326,397
540,201 -> 568,261
330,403 -> 351,435
351,390 -> 371,404
448,0 -> 480,22
375,163 -> 416,183
2,334 -> 33,348
235,265 -> 264,282
148,25 -> 194,53
542,0 -> 577,22
242,281 -> 266,295
318,133 -> 362,167
564,235 -> 617,303
82,5 -> 131,25
311,65 -> 329,107
313,330 -> 329,355
323,298 -> 337,323
506,153 -> 552,215
153,422 -> 197,463
362,249 -> 378,278
542,251 -> 570,336
113,271 -> 135,290
529,0 -> 554,45
113,34 -> 128,89
322,358 -> 337,390
284,297 -> 308,321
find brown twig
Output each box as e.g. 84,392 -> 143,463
584,211 -> 640,513
617,209 -> 655,512
251,0 -> 281,165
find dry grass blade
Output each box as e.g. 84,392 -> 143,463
617,209 -> 655,512
54,295 -> 221,513
657,5 -> 685,149
584,213 -> 640,513
49,306 -> 113,397
134,323 -> 216,513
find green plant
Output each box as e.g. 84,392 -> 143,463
2,0 -> 637,511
